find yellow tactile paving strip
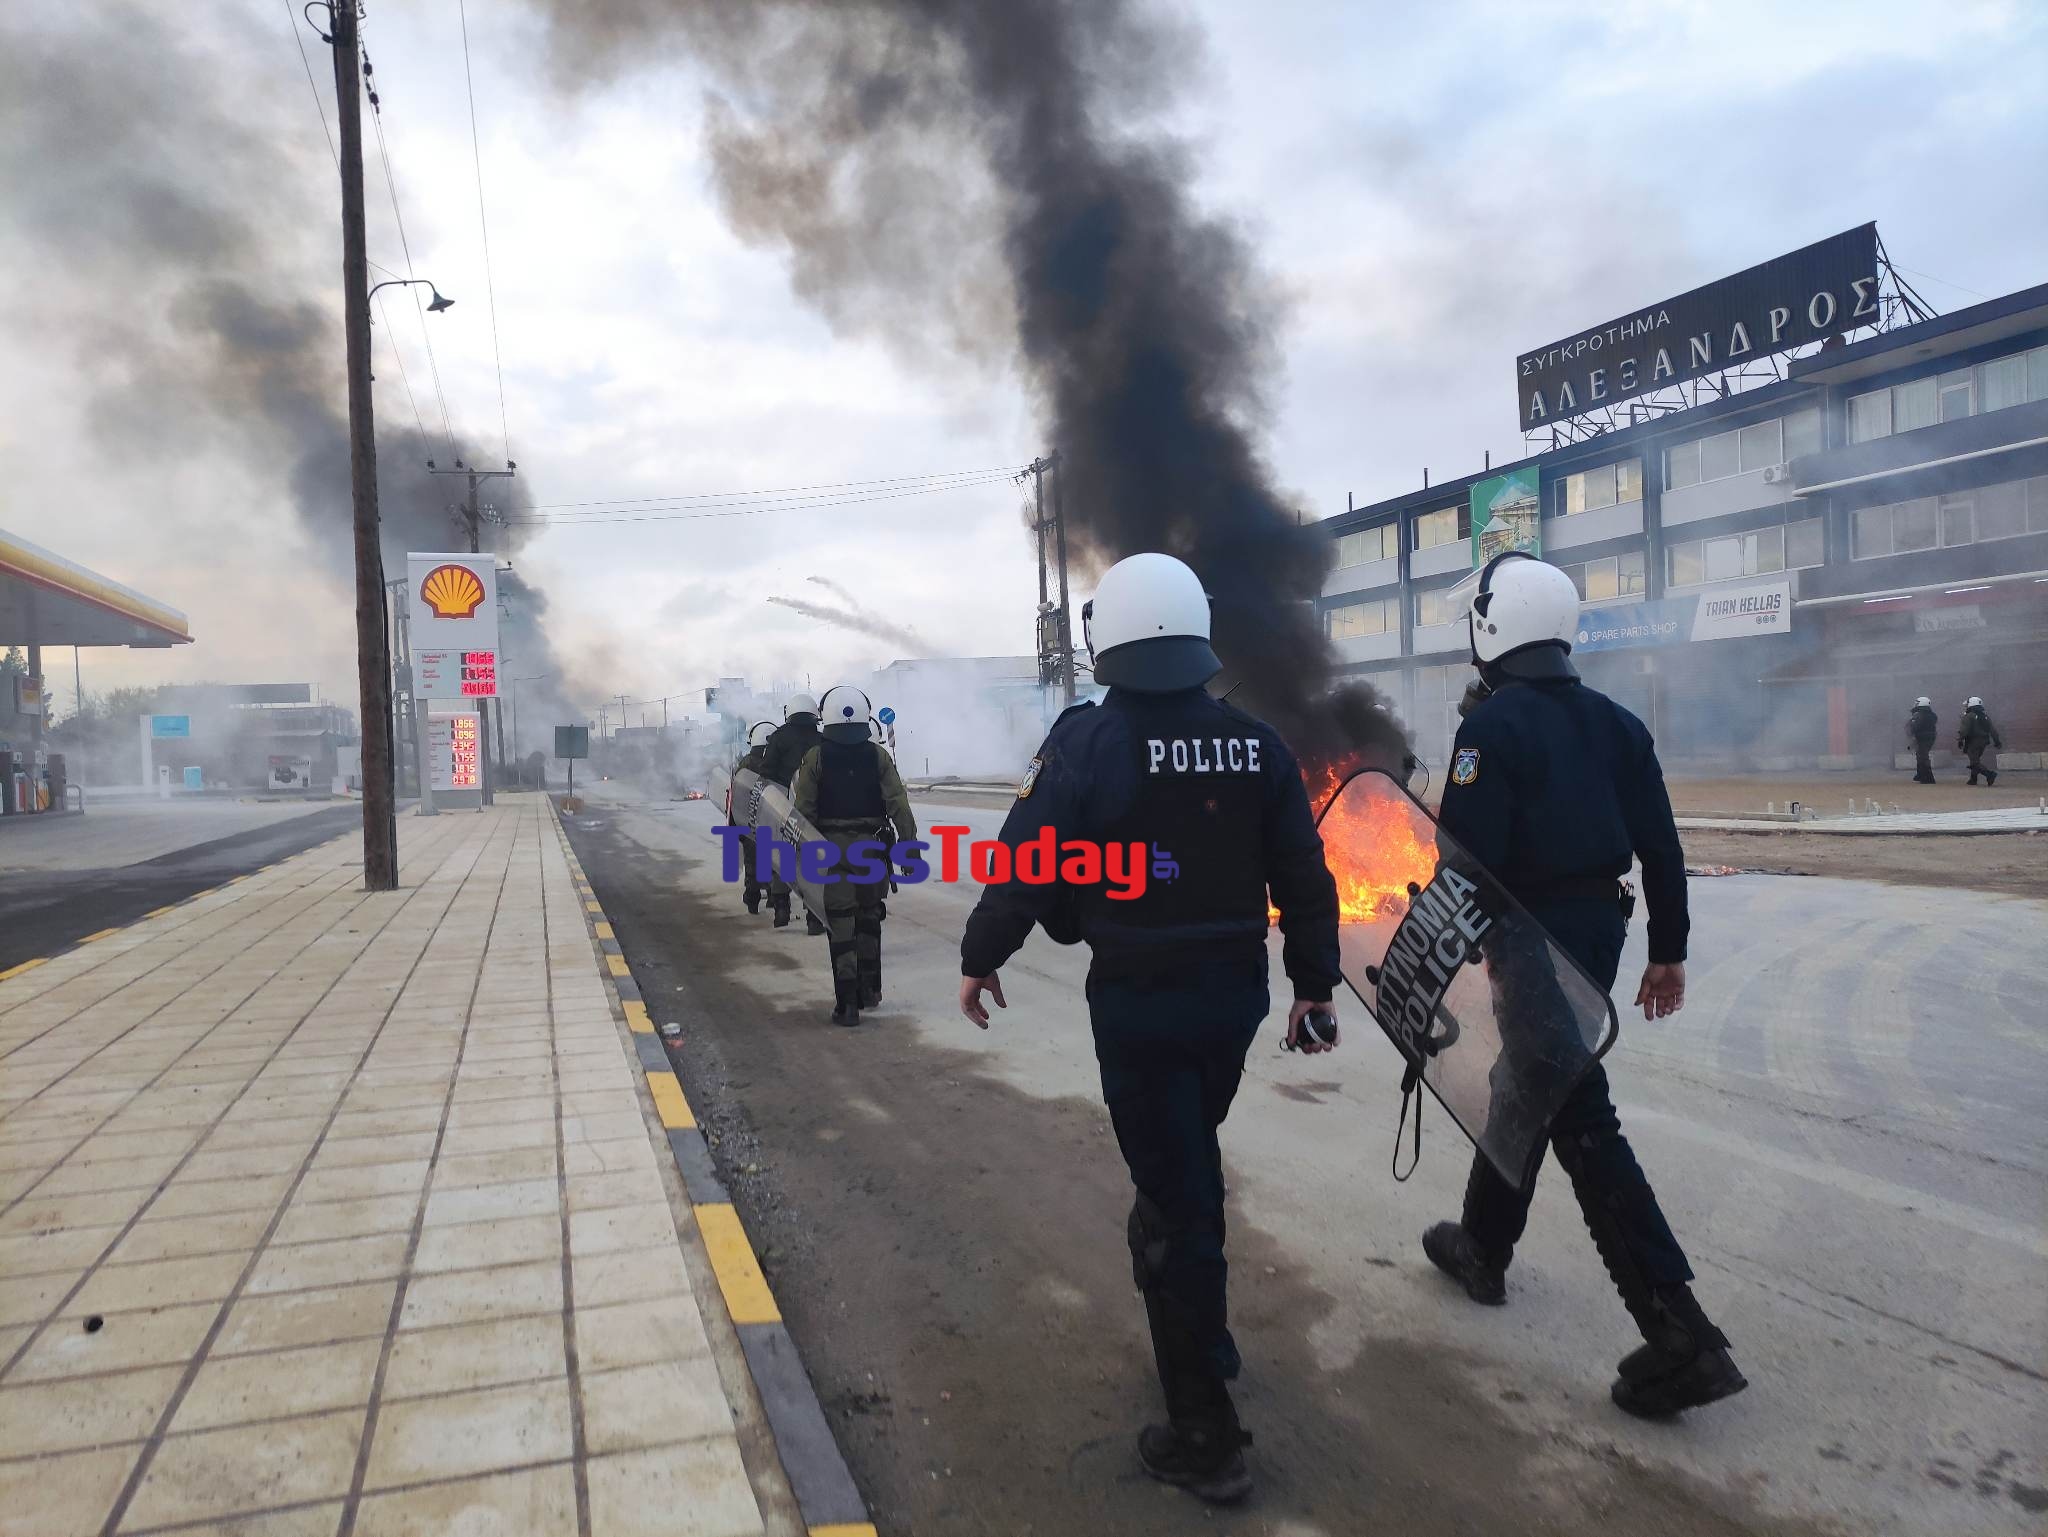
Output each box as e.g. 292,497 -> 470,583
0,799 -> 770,1537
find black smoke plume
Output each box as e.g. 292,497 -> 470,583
533,0 -> 1410,775
0,5 -> 583,735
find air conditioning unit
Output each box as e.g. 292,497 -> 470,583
1760,464 -> 1792,485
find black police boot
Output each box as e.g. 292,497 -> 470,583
1423,1221 -> 1507,1306
858,956 -> 881,1011
771,894 -> 790,928
830,977 -> 861,1028
806,910 -> 826,936
1136,1290 -> 1251,1504
1985,769 -> 1998,786
743,886 -> 761,915
1611,1285 -> 1747,1419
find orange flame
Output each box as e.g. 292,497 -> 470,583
1272,764 -> 1438,925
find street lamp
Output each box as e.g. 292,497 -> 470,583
370,278 -> 454,312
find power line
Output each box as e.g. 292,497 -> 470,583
364,83 -> 459,457
523,463 -> 1031,513
501,472 -> 1023,527
283,2 -> 426,442
1887,261 -> 1991,302
457,0 -> 512,463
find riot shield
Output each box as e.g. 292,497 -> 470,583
1317,767 -> 1619,1192
727,767 -> 831,924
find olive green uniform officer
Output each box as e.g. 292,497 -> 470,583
793,685 -> 917,1026
734,720 -> 776,914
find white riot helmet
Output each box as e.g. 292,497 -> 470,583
819,685 -> 873,743
1915,696 -> 1931,708
783,692 -> 818,720
1966,696 -> 1983,708
1081,552 -> 1220,692
746,720 -> 775,749
1452,551 -> 1579,666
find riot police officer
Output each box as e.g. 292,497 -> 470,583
1958,696 -> 2002,786
957,553 -> 1340,1504
735,720 -> 776,914
760,693 -> 824,929
793,686 -> 917,1026
1421,551 -> 1745,1419
1907,696 -> 1938,784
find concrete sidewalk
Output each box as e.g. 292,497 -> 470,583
0,797 -> 796,1536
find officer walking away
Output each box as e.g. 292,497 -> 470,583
1958,696 -> 2002,786
1421,551 -> 1745,1419
760,693 -> 825,929
956,553 -> 1341,1505
734,720 -> 776,915
793,686 -> 917,1026
1907,696 -> 1939,785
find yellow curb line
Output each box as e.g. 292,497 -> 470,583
810,1526 -> 881,1537
585,900 -> 604,913
0,957 -> 48,982
593,920 -> 614,940
605,953 -> 631,978
623,1000 -> 653,1034
695,1202 -> 781,1325
77,928 -> 123,944
646,1069 -> 695,1130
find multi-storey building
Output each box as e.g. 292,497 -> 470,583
1318,280 -> 2048,775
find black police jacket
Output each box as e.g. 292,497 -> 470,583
1437,667 -> 1690,965
958,688 -> 1341,1000
760,715 -> 821,787
1907,706 -> 1937,745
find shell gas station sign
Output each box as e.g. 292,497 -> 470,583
408,552 -> 498,699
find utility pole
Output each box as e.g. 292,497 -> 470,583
428,461 -> 514,806
1050,454 -> 1075,706
330,0 -> 398,889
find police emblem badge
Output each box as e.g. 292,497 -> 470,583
1451,747 -> 1480,786
1017,756 -> 1043,798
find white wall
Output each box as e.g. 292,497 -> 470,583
1661,468 -> 1796,527
1322,554 -> 1399,597
1411,541 -> 1468,579
1332,630 -> 1403,665
1544,498 -> 1644,551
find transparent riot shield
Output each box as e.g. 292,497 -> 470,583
728,767 -> 831,924
1318,767 -> 1619,1192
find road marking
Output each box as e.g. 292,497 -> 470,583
646,1070 -> 695,1130
593,921 -> 614,940
585,900 -> 603,913
0,957 -> 48,982
695,1202 -> 781,1325
145,905 -> 181,919
605,954 -> 630,979
77,928 -> 123,944
810,1526 -> 880,1537
623,1000 -> 653,1034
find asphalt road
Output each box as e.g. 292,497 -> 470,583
0,800 -> 368,969
563,780 -> 2048,1537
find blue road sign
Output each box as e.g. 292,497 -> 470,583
151,715 -> 191,739
877,706 -> 896,726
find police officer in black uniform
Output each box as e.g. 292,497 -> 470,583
957,553 -> 1341,1505
734,720 -> 776,915
760,693 -> 825,930
1422,550 -> 1745,1419
1907,696 -> 1938,784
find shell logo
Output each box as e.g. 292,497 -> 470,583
419,562 -> 486,620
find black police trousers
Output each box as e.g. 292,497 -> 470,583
1913,742 -> 1935,784
1087,955 -> 1267,1382
1461,901 -> 1693,1299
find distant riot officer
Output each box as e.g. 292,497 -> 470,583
1422,552 -> 1745,1419
957,553 -> 1341,1505
761,694 -> 824,929
735,721 -> 775,915
793,686 -> 917,1026
1907,696 -> 1938,785
1958,696 -> 2002,786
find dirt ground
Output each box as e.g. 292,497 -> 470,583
1659,772 -> 2045,819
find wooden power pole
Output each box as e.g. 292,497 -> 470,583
331,0 -> 398,890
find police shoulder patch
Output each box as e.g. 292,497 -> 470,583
1017,756 -> 1043,798
1451,747 -> 1480,786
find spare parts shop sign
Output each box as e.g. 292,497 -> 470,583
1574,579 -> 1791,653
1518,225 -> 1879,427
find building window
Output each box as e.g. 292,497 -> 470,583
1414,586 -> 1460,627
1325,596 -> 1397,640
1334,523 -> 1398,568
1667,517 -> 1823,587
1666,410 -> 1822,490
1851,476 -> 2048,558
1844,343 -> 2048,444
1413,505 -> 1465,550
1557,459 -> 1642,516
1558,551 -> 1647,602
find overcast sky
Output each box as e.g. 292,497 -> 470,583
4,0 -> 2042,724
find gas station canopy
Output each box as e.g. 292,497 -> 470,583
0,527 -> 191,648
